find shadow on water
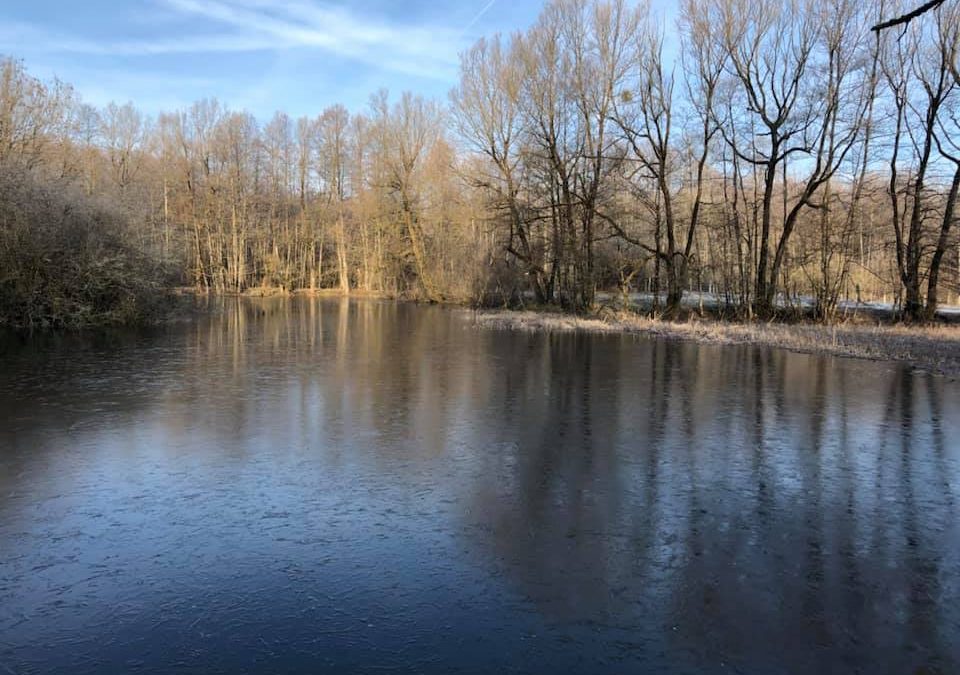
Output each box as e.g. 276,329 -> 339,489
0,297 -> 957,674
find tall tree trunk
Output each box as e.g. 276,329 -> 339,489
925,165 -> 960,319
336,209 -> 350,295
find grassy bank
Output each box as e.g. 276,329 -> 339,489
473,309 -> 960,376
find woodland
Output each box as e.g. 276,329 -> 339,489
1,0 -> 959,327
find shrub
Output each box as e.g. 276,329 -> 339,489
0,163 -> 175,328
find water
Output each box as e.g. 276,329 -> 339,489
1,298 -> 958,674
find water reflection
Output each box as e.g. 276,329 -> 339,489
0,298 -> 957,674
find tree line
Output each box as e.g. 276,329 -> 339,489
1,0 -> 958,326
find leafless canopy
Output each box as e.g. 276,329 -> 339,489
2,0 -> 960,326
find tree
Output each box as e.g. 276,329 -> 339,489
715,0 -> 873,316
453,35 -> 553,303
317,105 -> 352,294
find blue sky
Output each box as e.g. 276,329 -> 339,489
0,0 -> 678,119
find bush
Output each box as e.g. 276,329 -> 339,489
0,163 -> 175,328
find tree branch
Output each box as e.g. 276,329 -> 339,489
871,0 -> 949,32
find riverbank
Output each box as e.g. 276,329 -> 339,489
172,287 -> 395,299
473,309 -> 960,377
16,288 -> 960,377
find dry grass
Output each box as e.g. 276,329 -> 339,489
472,309 -> 960,376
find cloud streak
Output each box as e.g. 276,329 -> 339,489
0,0 -> 473,80
0,0 -> 513,116
465,0 -> 498,31
154,0 -> 466,79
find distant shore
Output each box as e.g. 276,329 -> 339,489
472,309 -> 960,377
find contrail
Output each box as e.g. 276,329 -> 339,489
465,0 -> 497,31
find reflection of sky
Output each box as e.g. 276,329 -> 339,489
0,298 -> 958,673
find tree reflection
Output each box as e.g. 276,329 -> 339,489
462,336 -> 960,672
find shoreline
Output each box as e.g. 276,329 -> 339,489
472,309 -> 960,377
12,290 -> 960,377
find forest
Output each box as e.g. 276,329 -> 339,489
1,0 -> 959,327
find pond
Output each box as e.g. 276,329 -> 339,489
1,298 -> 958,674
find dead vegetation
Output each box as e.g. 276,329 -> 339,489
0,164 -> 177,329
473,309 -> 960,376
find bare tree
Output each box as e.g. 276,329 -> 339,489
611,0 -> 725,316
453,35 -> 553,303
923,3 -> 960,316
881,4 -> 957,319
715,0 -> 873,316
317,105 -> 352,294
100,102 -> 148,196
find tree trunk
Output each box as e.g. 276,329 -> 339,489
925,165 -> 960,319
336,210 -> 350,295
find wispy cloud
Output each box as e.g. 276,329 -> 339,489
0,0 -> 511,116
465,0 -> 498,31
0,18 -> 274,57
156,0 -> 466,79
0,0 -> 472,80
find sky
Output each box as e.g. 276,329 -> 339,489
0,0 -> 679,120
